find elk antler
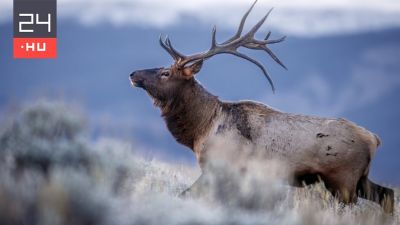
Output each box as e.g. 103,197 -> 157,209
159,0 -> 286,92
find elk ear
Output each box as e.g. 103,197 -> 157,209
183,60 -> 203,77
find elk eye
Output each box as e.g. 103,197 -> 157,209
161,71 -> 170,77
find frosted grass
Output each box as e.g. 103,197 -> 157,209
0,100 -> 398,225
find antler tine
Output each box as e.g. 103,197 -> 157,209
243,36 -> 287,70
165,37 -> 185,60
261,46 -> 287,70
159,34 -> 180,60
244,8 -> 273,39
265,31 -> 272,40
265,35 -> 286,44
211,25 -> 217,48
227,50 -> 275,92
222,0 -> 258,45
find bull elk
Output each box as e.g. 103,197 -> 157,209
129,0 -> 394,213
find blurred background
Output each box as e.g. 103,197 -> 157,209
1,0 -> 399,185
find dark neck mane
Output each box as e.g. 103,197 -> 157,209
156,80 -> 220,149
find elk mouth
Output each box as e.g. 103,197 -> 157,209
129,77 -> 145,89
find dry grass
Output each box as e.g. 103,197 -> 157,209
0,100 -> 398,225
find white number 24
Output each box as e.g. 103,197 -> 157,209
19,13 -> 51,33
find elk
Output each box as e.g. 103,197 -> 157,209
129,1 -> 394,213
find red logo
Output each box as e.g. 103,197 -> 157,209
13,38 -> 57,58
14,0 -> 57,59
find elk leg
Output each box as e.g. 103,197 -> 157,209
357,176 -> 394,214
323,174 -> 358,205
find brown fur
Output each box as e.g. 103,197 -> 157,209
157,79 -> 219,149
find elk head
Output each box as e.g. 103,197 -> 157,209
130,0 -> 286,103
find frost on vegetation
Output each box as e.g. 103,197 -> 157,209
0,100 -> 398,225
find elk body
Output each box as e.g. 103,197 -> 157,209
129,1 -> 394,213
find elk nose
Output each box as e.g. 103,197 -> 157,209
129,71 -> 145,88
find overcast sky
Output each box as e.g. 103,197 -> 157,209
2,0 -> 400,36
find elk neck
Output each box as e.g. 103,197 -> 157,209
157,79 -> 220,150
